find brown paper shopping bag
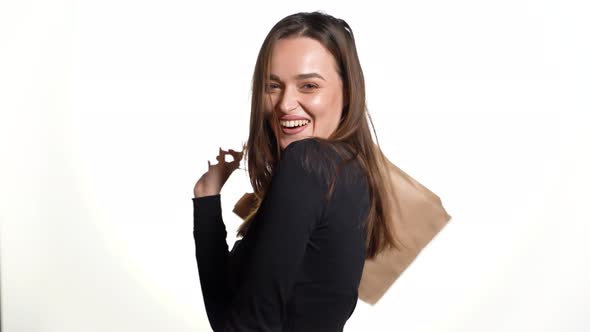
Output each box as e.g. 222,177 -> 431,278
232,152 -> 451,305
357,153 -> 452,304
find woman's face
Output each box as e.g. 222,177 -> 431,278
265,36 -> 344,151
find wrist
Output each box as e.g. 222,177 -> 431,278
194,188 -> 221,198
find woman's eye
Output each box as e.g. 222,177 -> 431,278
265,83 -> 281,91
302,83 -> 319,90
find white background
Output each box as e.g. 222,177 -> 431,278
1,0 -> 589,331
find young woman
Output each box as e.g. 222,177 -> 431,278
193,11 -> 399,331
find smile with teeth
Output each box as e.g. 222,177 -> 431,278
280,119 -> 310,128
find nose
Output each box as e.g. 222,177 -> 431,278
277,85 -> 299,113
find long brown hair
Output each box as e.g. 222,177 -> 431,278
238,11 -> 402,259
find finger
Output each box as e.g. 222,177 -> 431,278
228,153 -> 241,163
229,149 -> 243,157
234,151 -> 244,159
207,160 -> 211,168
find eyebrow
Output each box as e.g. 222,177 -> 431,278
269,73 -> 326,81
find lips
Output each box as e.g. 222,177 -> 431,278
280,115 -> 310,121
280,119 -> 310,135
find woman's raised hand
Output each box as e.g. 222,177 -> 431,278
194,147 -> 244,198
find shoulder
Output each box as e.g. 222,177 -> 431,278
281,138 -> 341,171
282,137 -> 339,161
280,138 -> 365,188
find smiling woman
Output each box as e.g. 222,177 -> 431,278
264,36 -> 345,149
192,11 -> 402,331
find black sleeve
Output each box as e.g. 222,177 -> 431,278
193,139 -> 329,331
192,194 -> 232,331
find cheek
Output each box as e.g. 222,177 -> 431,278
263,96 -> 275,114
263,97 -> 279,126
305,92 -> 341,117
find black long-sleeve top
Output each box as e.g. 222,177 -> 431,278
193,138 -> 370,331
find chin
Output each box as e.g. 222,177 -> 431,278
280,136 -> 312,151
279,139 -> 291,151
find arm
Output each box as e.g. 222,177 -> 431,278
192,147 -> 244,330
193,194 -> 232,331
222,140 -> 328,331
